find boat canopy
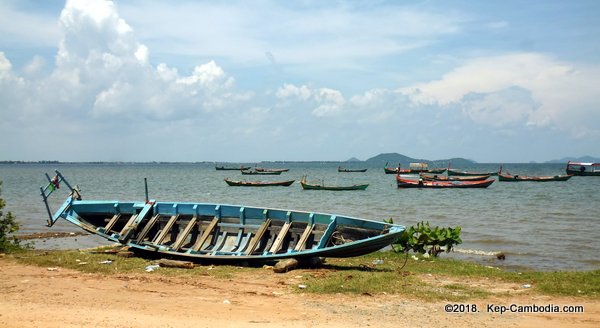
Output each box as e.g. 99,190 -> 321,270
409,162 -> 428,169
568,162 -> 600,166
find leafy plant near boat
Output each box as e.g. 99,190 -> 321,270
385,219 -> 462,257
0,181 -> 25,252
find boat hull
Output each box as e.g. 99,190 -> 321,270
216,166 -> 251,171
241,170 -> 282,175
224,179 -> 295,187
338,168 -> 368,172
447,168 -> 498,176
419,173 -> 491,181
396,177 -> 494,188
498,174 -> 573,182
300,181 -> 369,190
49,198 -> 402,264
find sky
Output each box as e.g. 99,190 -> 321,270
1,0 -> 599,163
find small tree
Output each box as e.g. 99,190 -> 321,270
385,219 -> 462,257
0,181 -> 23,252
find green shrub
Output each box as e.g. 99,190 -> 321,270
385,219 -> 462,257
0,181 -> 24,252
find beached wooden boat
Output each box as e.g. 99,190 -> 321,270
300,177 -> 369,191
40,171 -> 404,264
419,173 -> 491,181
566,161 -> 600,176
396,176 -> 494,188
447,168 -> 498,176
338,167 -> 368,173
215,165 -> 251,171
497,172 -> 572,182
255,167 -> 289,173
241,169 -> 282,175
224,179 -> 295,187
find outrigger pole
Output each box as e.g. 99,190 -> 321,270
40,170 -> 78,227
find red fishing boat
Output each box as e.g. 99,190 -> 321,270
396,176 -> 494,188
419,173 -> 491,181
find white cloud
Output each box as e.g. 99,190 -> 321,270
176,61 -> 234,92
0,52 -> 13,79
1,1 -> 598,162
275,84 -> 346,117
23,55 -> 46,75
0,2 -> 60,48
312,88 -> 345,117
276,84 -> 311,101
400,53 -> 600,136
117,1 -> 463,66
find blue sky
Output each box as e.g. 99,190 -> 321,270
1,0 -> 599,163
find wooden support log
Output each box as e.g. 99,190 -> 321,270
273,258 -> 299,273
157,259 -> 195,269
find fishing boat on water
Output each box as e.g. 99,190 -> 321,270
215,165 -> 251,171
224,179 -> 295,187
40,171 -> 404,264
396,176 -> 494,188
384,165 -> 407,174
407,163 -> 447,174
446,168 -> 498,176
566,161 -> 600,176
338,167 -> 368,173
241,169 -> 282,175
419,173 -> 491,181
384,162 -> 445,174
498,167 -> 572,182
300,176 -> 369,191
254,167 -> 290,173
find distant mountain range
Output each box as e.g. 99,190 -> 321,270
346,153 -> 475,167
546,156 -> 600,163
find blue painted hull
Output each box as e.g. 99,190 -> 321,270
50,197 -> 404,264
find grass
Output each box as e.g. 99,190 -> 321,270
9,247 -> 261,279
6,247 -> 600,301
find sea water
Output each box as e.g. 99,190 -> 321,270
1,162 -> 599,272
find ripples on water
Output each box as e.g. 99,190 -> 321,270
1,162 -> 599,272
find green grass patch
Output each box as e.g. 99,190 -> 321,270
9,248 -> 261,279
6,248 -> 599,301
300,251 -> 600,300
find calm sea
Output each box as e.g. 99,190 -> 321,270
1,162 -> 598,272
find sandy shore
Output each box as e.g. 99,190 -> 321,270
0,257 -> 598,328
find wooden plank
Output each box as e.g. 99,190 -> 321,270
210,231 -> 228,253
157,259 -> 194,269
191,217 -> 219,252
294,224 -> 315,251
152,214 -> 179,245
135,214 -> 161,243
171,217 -> 197,251
269,222 -> 291,254
104,214 -> 121,233
119,214 -> 139,236
245,219 -> 271,255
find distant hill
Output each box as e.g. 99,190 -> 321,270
345,157 -> 361,162
546,156 -> 600,163
364,153 -> 475,167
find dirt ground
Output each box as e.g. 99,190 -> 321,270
0,257 -> 598,328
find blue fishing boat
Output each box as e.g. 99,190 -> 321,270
40,171 -> 404,264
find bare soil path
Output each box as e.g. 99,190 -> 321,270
1,258 -> 598,327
